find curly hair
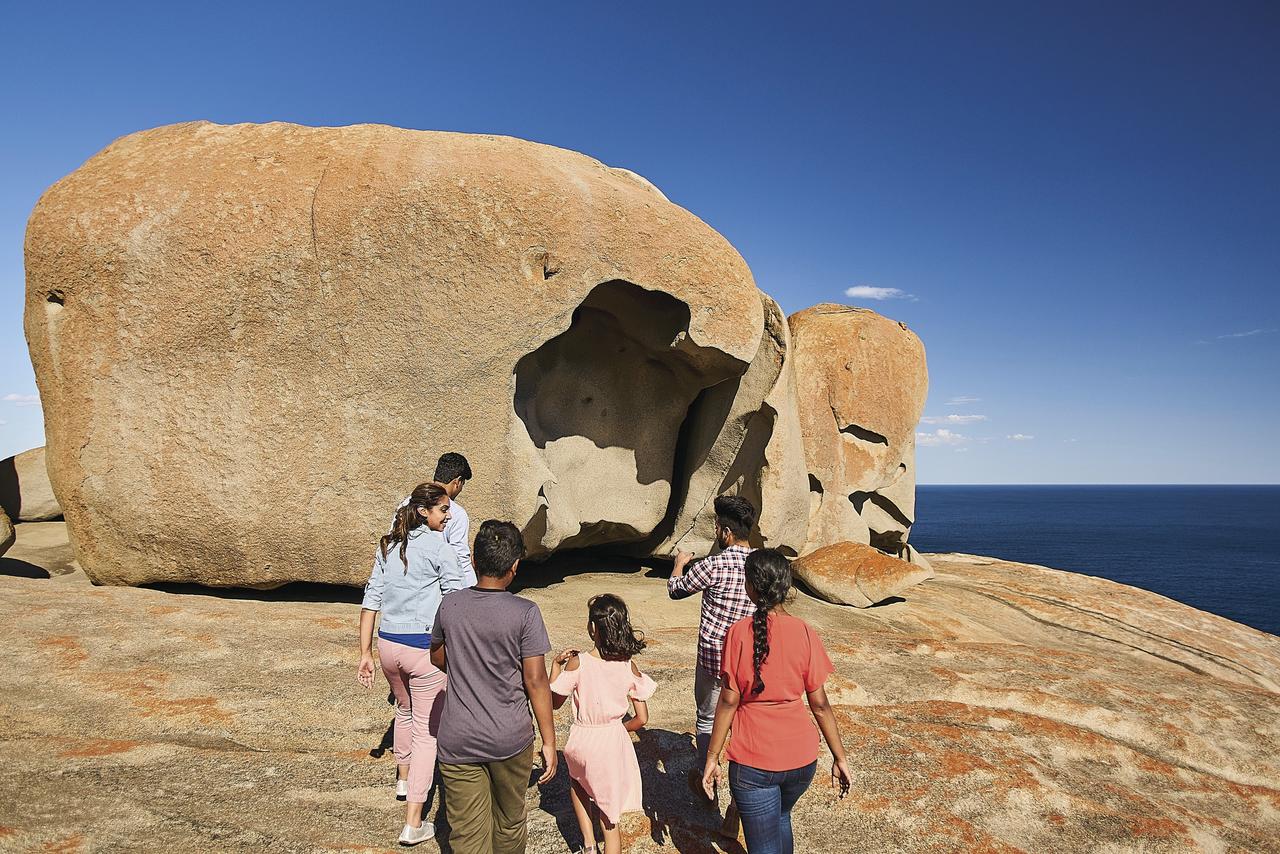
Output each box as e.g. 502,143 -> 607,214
588,594 -> 647,660
380,482 -> 449,569
744,548 -> 792,695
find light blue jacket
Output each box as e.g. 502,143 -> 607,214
361,528 -> 466,634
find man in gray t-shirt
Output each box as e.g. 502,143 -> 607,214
431,520 -> 555,854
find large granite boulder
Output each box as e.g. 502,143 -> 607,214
24,122 -> 795,587
0,446 -> 62,522
792,540 -> 932,607
789,304 -> 928,560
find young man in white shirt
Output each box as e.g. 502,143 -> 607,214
394,452 -> 475,587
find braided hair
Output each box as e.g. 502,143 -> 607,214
380,482 -> 449,570
588,594 -> 647,660
744,548 -> 792,695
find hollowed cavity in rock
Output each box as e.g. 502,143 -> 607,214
514,280 -> 739,551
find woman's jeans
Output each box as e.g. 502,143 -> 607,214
728,760 -> 818,853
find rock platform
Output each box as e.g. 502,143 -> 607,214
1,524 -> 1277,853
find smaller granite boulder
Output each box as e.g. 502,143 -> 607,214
0,447 -> 62,522
1,507 -> 14,557
792,540 -> 932,607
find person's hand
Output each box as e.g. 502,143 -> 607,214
538,742 -> 558,784
357,654 -> 376,688
555,648 -> 579,666
831,757 -> 851,798
701,758 -> 721,802
673,550 -> 693,573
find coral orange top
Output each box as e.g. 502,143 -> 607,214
720,612 -> 834,771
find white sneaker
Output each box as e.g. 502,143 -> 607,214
398,822 -> 434,846
395,779 -> 408,801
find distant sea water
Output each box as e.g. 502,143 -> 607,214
911,485 -> 1280,638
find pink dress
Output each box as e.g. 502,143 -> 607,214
549,653 -> 658,824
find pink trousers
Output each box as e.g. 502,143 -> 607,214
377,637 -> 447,803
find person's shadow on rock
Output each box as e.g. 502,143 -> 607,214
635,728 -> 745,853
532,749 -> 584,850
368,717 -> 395,759
366,718 -> 448,850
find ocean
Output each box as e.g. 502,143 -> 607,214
911,485 -> 1280,638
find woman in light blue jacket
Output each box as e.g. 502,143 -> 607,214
357,481 -> 466,847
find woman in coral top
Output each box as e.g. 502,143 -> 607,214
701,548 -> 852,853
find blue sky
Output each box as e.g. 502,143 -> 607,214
1,1 -> 1276,482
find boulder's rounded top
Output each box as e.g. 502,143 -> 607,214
29,120 -> 762,366
789,301 -> 922,341
22,120 -> 769,587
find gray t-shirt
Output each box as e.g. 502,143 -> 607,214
434,587 -> 551,764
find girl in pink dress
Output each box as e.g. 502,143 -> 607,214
550,594 -> 657,854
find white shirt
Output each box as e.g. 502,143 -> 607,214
392,496 -> 475,587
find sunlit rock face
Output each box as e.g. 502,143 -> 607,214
24,122 -> 769,586
23,122 -> 918,590
792,540 -> 932,607
788,304 -> 929,563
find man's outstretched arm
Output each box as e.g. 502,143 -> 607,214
668,550 -> 712,600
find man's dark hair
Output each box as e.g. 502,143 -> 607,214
713,494 -> 755,540
473,519 -> 525,578
434,452 -> 472,484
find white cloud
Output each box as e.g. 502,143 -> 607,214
1007,433 -> 1034,441
3,394 -> 39,406
916,428 -> 969,447
845,285 -> 917,301
945,396 -> 980,406
920,414 -> 987,425
1215,328 -> 1275,340
954,447 -> 970,453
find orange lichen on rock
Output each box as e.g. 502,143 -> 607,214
40,835 -> 86,854
59,739 -> 141,758
793,540 -> 932,607
42,635 -> 88,667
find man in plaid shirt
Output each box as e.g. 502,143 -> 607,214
667,494 -> 756,803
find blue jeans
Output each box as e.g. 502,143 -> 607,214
728,760 -> 817,853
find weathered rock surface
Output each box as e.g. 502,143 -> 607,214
1,540 -> 1276,853
793,540 -> 933,607
0,509 -> 13,557
647,293 -> 811,558
789,304 -> 928,559
0,446 -> 62,522
24,122 -> 939,590
25,121 -> 782,586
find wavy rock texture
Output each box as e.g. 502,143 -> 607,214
1,539 -> 1275,853
25,122 -> 774,586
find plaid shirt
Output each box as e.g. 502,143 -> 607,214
667,544 -> 754,675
